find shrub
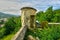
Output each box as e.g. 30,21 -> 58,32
0,16 -> 21,39
25,25 -> 60,40
4,17 -> 21,35
40,21 -> 48,28
0,27 -> 5,38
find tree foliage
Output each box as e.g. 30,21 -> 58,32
0,16 -> 21,38
25,25 -> 60,40
25,6 -> 60,40
36,6 -> 60,22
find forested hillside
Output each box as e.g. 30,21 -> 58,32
0,12 -> 16,18
36,6 -> 60,22
0,6 -> 60,40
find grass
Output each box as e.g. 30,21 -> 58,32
0,34 -> 14,40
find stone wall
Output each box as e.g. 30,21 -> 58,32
11,7 -> 37,40
11,25 -> 27,40
21,7 -> 37,29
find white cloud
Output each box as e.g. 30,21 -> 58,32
0,0 -> 60,15
0,0 -> 34,15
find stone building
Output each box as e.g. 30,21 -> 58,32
21,7 -> 37,29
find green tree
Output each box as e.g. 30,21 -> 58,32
4,16 -> 21,35
36,11 -> 46,22
45,6 -> 54,22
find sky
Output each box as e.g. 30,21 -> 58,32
0,0 -> 60,15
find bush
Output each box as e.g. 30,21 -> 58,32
4,17 -> 21,35
0,16 -> 21,39
0,27 -> 5,38
40,21 -> 48,28
25,25 -> 60,40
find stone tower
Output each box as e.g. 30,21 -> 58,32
21,7 -> 37,29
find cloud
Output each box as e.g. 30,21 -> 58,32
0,0 -> 34,15
0,0 -> 60,15
0,0 -> 20,14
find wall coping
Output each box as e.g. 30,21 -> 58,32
11,26 -> 27,40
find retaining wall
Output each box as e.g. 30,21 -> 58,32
11,25 -> 27,40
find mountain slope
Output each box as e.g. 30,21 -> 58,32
0,12 -> 16,18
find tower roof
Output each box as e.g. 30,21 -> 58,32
21,7 -> 37,11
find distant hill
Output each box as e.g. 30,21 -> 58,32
54,9 -> 60,13
0,12 -> 16,18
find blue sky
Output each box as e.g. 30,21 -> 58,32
0,0 -> 60,15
